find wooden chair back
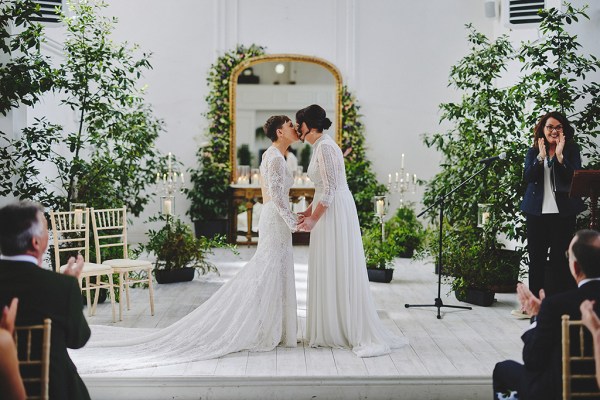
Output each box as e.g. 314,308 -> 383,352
49,209 -> 91,272
562,314 -> 600,399
14,319 -> 51,400
90,206 -> 128,263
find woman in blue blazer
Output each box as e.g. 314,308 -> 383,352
520,111 -> 585,299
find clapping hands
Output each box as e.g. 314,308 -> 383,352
64,253 -> 85,279
580,300 -> 600,334
1,298 -> 18,335
516,283 -> 544,318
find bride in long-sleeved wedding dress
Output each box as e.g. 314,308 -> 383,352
70,116 -> 300,373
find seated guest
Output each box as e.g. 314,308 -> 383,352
493,229 -> 600,400
0,298 -> 26,400
580,299 -> 600,388
0,201 -> 91,400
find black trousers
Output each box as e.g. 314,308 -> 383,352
493,360 -> 527,399
526,213 -> 576,298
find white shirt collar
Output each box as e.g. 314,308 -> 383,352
578,277 -> 600,287
0,254 -> 39,266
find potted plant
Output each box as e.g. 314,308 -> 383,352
362,224 -> 404,283
139,216 -> 237,284
420,222 -> 523,306
384,205 -> 425,258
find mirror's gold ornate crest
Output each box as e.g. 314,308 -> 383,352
229,54 -> 342,183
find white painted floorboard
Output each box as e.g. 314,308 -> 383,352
81,246 -> 528,399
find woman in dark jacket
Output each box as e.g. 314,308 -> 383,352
520,111 -> 585,300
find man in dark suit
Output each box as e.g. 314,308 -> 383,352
493,229 -> 600,400
0,201 -> 91,400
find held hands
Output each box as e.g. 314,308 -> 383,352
1,298 -> 18,335
517,283 -> 544,317
64,254 -> 85,279
297,216 -> 317,232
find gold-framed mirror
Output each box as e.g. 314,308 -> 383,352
229,54 -> 343,183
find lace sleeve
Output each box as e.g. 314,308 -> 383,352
267,155 -> 297,231
316,142 -> 341,207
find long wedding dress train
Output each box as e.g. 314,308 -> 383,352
70,146 -> 297,373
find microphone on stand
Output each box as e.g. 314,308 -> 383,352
479,152 -> 506,165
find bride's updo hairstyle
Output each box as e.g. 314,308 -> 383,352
296,104 -> 332,133
263,115 -> 291,142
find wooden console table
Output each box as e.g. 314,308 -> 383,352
228,185 -> 315,245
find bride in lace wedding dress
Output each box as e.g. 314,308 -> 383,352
295,105 -> 408,358
70,116 -> 300,373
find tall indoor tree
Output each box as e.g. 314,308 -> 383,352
1,0 -> 165,215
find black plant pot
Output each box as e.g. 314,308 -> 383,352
155,267 -> 195,284
367,268 -> 394,283
456,288 -> 495,307
194,218 -> 228,239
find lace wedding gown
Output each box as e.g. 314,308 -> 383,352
70,146 -> 298,373
305,134 -> 408,357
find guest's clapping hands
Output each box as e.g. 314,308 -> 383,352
556,131 -> 566,162
1,298 -> 18,335
517,283 -> 544,317
580,300 -> 600,333
64,254 -> 85,279
537,138 -> 547,160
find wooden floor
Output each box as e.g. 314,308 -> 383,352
80,246 -> 528,400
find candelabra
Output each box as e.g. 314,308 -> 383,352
387,153 -> 417,205
157,152 -> 184,216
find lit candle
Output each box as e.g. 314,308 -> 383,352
395,172 -> 399,183
376,199 -> 385,216
481,212 -> 490,225
162,198 -> 172,216
406,172 -> 410,183
413,174 -> 417,184
388,174 -> 392,184
401,153 -> 405,169
180,172 -> 184,183
163,173 -> 167,183
74,209 -> 83,228
156,172 -> 160,183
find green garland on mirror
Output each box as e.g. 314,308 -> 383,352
187,44 -> 385,231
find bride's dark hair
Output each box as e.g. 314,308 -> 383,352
296,104 -> 332,132
263,115 -> 291,142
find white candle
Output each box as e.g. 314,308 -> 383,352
406,172 -> 410,183
162,199 -> 172,215
481,212 -> 490,225
388,174 -> 392,184
180,172 -> 184,183
156,172 -> 160,183
163,173 -> 166,183
413,174 -> 417,184
376,199 -> 385,216
395,172 -> 399,183
74,209 -> 83,228
401,153 -> 405,169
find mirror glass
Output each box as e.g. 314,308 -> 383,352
230,55 -> 342,182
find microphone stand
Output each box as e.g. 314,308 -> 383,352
405,162 -> 493,319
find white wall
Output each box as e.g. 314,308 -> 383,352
4,0 -> 600,238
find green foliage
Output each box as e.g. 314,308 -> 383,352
299,144 -> 311,172
139,215 -> 237,273
0,0 -> 165,215
0,0 -> 53,115
363,205 -> 426,269
423,223 -> 524,295
237,144 -> 253,166
384,205 -> 426,258
423,4 -> 600,263
341,87 -> 387,230
186,44 -> 265,222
